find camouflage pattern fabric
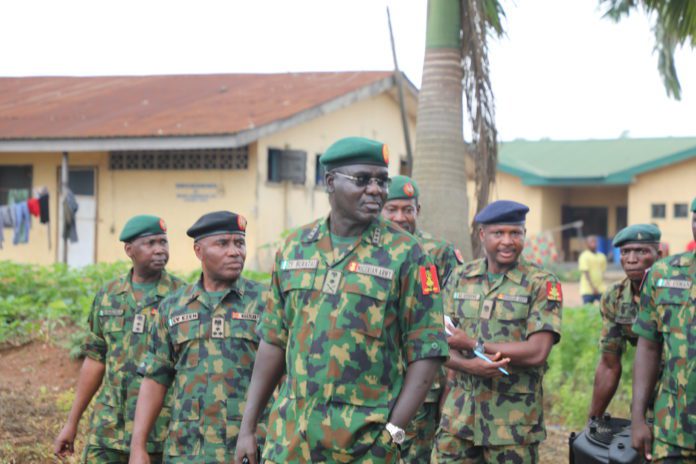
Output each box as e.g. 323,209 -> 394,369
436,259 -> 562,450
137,276 -> 269,463
415,229 -> 462,287
81,270 -> 184,453
431,428 -> 539,463
257,215 -> 449,463
401,229 -> 461,462
599,277 -> 639,355
633,251 -> 695,452
652,439 -> 696,463
400,401 -> 440,463
81,445 -> 162,464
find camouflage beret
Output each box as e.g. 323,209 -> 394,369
387,175 -> 419,201
612,224 -> 661,248
320,137 -> 389,170
691,196 -> 696,212
119,215 -> 167,242
187,211 -> 247,241
475,200 -> 529,225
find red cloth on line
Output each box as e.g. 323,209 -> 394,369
27,198 -> 40,217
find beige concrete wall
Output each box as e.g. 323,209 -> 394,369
488,173 -> 545,235
628,157 -> 696,253
0,92 -> 416,273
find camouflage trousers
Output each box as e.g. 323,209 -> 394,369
81,445 -> 162,464
652,439 -> 696,464
400,401 -> 439,463
430,428 -> 539,464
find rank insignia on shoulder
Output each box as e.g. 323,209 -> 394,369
419,265 -> 441,295
232,312 -> 260,321
546,282 -> 562,302
454,249 -> 465,265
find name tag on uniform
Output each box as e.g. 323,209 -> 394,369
656,278 -> 691,289
481,299 -> 495,319
281,259 -> 319,271
347,262 -> 394,280
99,309 -> 124,317
169,312 -> 199,327
132,314 -> 146,333
322,269 -> 343,295
232,312 -> 259,321
497,294 -> 530,304
453,292 -> 480,301
212,316 -> 224,338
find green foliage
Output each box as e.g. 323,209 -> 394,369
548,264 -> 581,282
544,305 -> 635,429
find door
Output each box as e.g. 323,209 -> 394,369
58,168 -> 97,267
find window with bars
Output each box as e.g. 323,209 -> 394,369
109,147 -> 249,170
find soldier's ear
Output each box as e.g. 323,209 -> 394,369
124,242 -> 134,259
325,172 -> 335,194
193,241 -> 203,261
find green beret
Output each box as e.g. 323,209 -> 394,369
387,175 -> 419,201
320,136 -> 390,170
612,224 -> 661,248
691,196 -> 696,212
187,211 -> 247,241
119,215 -> 167,242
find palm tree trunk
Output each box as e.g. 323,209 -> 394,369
413,0 -> 473,260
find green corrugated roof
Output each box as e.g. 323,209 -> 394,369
499,137 -> 696,186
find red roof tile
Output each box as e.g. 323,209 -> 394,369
0,72 -> 393,139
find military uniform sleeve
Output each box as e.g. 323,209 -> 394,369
256,251 -> 289,349
81,288 -> 107,363
437,244 -> 460,288
631,269 -> 662,343
526,274 -> 563,343
137,299 -> 177,387
399,246 -> 449,364
598,288 -> 625,354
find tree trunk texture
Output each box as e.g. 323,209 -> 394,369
413,0 -> 473,260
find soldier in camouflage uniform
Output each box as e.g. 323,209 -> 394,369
432,200 -> 563,464
235,137 -> 449,464
588,224 -> 662,420
54,215 -> 184,463
129,211 -> 269,464
631,197 -> 696,463
381,174 -> 463,463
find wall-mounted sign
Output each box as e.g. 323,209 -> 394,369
175,183 -> 220,202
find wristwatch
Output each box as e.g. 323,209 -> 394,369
474,339 -> 485,353
385,422 -> 406,444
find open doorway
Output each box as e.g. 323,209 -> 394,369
57,167 -> 97,267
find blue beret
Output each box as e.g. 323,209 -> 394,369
187,211 -> 247,241
612,224 -> 661,248
119,215 -> 167,242
475,200 -> 529,225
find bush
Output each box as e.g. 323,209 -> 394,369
544,305 -> 635,430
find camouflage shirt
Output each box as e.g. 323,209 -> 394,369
138,276 -> 268,462
82,270 -> 184,452
257,215 -> 450,463
633,252 -> 695,449
440,258 -> 563,446
415,229 -> 462,287
599,277 -> 639,354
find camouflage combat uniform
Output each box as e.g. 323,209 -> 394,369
81,270 -> 184,462
432,259 -> 563,464
599,277 -> 640,355
257,216 -> 450,463
400,229 -> 463,464
633,252 -> 695,463
138,276 -> 269,464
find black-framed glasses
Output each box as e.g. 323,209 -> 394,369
332,171 -> 391,189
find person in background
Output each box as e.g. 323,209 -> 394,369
579,235 -> 607,304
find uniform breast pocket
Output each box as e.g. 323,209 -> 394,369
495,300 -> 529,321
281,269 -> 317,306
615,302 -> 637,325
337,273 -> 389,339
100,316 -> 125,334
452,293 -> 480,320
170,318 -> 202,370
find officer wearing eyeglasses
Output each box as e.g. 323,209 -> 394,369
235,136 -> 449,463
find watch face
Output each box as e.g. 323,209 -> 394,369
394,430 -> 405,444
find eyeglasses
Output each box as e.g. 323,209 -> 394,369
332,171 -> 391,189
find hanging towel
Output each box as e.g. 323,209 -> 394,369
63,189 -> 79,243
0,205 -> 15,250
12,202 -> 30,245
8,189 -> 29,204
27,198 -> 40,217
38,193 -> 50,224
